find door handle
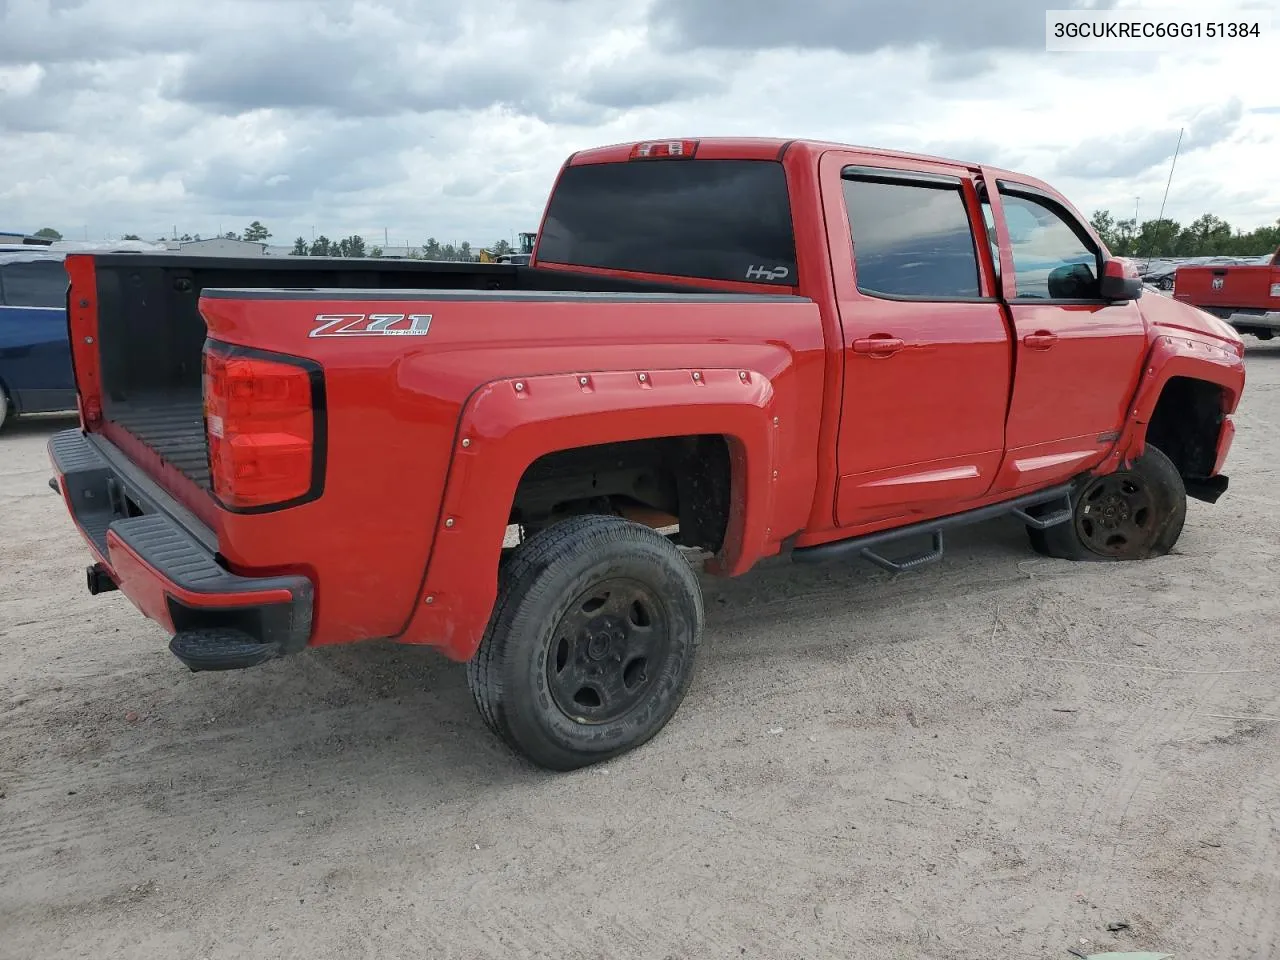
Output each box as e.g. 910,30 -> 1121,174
852,335 -> 905,357
1022,331 -> 1058,350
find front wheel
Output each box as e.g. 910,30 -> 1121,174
1028,445 -> 1186,561
467,514 -> 704,771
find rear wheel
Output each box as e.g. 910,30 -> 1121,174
1028,445 -> 1186,561
0,389 -> 9,433
467,514 -> 704,771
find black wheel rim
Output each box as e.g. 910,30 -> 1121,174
1075,472 -> 1158,558
546,577 -> 671,725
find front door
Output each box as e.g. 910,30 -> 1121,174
980,171 -> 1147,493
823,153 -> 1013,529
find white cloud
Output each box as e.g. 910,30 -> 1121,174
0,0 -> 1276,247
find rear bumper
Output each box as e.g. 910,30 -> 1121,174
47,429 -> 314,664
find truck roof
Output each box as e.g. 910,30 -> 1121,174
563,137 -> 1065,223
568,137 -> 984,171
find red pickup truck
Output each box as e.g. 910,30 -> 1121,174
1173,246 -> 1280,340
48,138 -> 1245,770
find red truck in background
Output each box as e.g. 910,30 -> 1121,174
1173,245 -> 1280,340
48,138 -> 1245,770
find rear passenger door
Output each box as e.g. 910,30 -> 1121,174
980,174 -> 1147,492
821,154 -> 1012,528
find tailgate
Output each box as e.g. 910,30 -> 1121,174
1175,264 -> 1280,311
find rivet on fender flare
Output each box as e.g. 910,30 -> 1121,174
425,595 -> 435,604
461,438 -> 471,448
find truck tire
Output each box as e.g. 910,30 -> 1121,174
0,388 -> 9,433
467,514 -> 704,771
1027,445 -> 1186,561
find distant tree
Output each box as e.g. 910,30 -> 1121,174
1089,210 -> 1116,249
193,233 -> 201,241
459,241 -> 473,261
310,235 -> 332,257
243,221 -> 271,242
122,234 -> 142,240
1175,213 -> 1233,257
34,227 -> 62,240
1112,218 -> 1138,255
337,235 -> 367,258
291,236 -> 309,256
422,237 -> 442,260
440,243 -> 458,261
223,230 -> 240,240
1134,218 -> 1181,258
370,245 -> 383,258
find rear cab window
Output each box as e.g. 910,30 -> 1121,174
537,159 -> 797,286
0,260 -> 68,308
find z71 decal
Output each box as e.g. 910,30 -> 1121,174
310,313 -> 433,338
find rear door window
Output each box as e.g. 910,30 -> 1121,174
537,159 -> 797,286
0,260 -> 67,308
841,175 -> 982,299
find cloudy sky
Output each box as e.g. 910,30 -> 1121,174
1,0 -> 1277,250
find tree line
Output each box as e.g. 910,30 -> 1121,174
35,222 -> 512,261
291,235 -> 516,260
1089,211 -> 1280,259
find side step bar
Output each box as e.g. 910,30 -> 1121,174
792,482 -> 1076,572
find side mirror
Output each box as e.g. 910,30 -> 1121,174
1100,257 -> 1143,302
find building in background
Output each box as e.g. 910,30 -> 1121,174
162,237 -> 270,257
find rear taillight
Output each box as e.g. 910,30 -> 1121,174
202,345 -> 323,510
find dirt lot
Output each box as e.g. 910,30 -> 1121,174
3,345 -> 1279,960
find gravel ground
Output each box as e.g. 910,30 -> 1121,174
3,343 -> 1279,960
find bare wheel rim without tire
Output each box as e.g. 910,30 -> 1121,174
1074,471 -> 1158,558
546,576 -> 672,724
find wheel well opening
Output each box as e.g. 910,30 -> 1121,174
509,435 -> 732,552
1145,376 -> 1224,481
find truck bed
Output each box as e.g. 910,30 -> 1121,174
79,254 -> 727,501
108,393 -> 210,488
